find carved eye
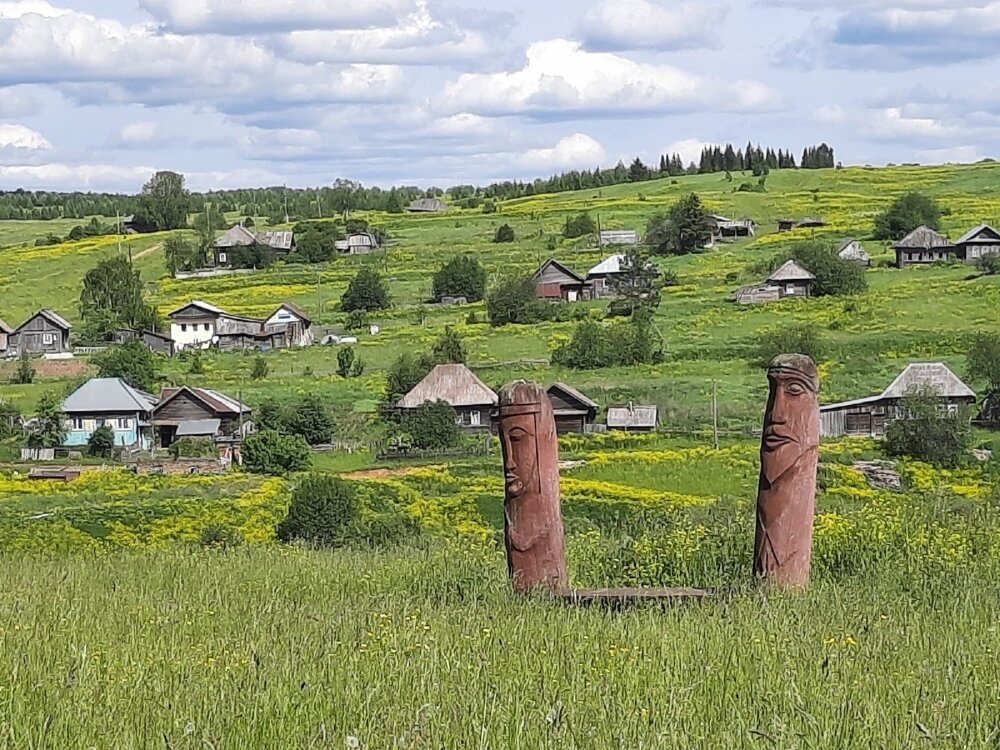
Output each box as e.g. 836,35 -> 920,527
508,426 -> 529,442
786,383 -> 805,396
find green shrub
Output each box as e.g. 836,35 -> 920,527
789,242 -> 868,296
169,437 -> 217,459
486,276 -> 549,326
198,524 -> 243,550
87,425 -> 115,457
885,388 -> 973,467
404,400 -> 460,450
563,212 -> 596,239
873,192 -> 942,240
493,224 -> 515,243
250,356 -> 269,381
11,351 -> 34,385
432,255 -> 487,302
341,267 -> 391,312
276,474 -> 360,547
752,324 -> 823,368
242,430 -> 311,475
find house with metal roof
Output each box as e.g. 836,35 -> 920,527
894,226 -> 954,267
398,364 -> 498,430
954,224 -> 1000,263
547,383 -> 599,434
10,310 -> 72,355
62,377 -> 158,450
335,232 -> 381,255
820,363 -> 976,438
607,403 -> 658,432
153,386 -> 252,448
407,197 -> 449,213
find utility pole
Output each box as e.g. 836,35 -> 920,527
316,190 -> 323,219
116,209 -> 122,254
712,380 -> 719,451
283,187 -> 289,224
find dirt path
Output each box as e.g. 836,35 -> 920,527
340,467 -> 423,480
131,242 -> 162,260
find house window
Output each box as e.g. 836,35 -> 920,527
72,418 -> 84,430
43,333 -> 55,345
118,417 -> 130,429
204,323 -> 211,331
218,252 -> 227,263
786,284 -> 796,295
469,411 -> 481,427
181,324 -> 188,332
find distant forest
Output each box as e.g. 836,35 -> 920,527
0,142 -> 835,222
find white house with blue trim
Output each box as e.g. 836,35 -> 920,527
62,378 -> 158,450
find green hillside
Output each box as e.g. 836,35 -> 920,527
2,161 -> 1000,430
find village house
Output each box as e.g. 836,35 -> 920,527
598,229 -> 639,247
168,300 -> 226,350
0,319 -> 11,356
532,259 -> 593,302
152,386 -> 252,448
838,239 -> 871,267
954,224 -> 1000,263
894,226 -> 954,267
213,224 -> 295,267
407,198 -> 449,213
113,328 -> 175,357
9,309 -> 72,355
547,383 -> 599,434
820,363 -> 976,439
606,403 -> 658,432
398,363 -> 498,430
168,300 -> 311,352
585,253 -> 658,299
335,232 -> 380,255
735,260 -> 815,305
62,377 -> 158,450
263,303 -> 314,347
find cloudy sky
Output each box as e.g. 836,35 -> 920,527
0,0 -> 997,192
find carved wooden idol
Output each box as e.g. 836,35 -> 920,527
497,381 -> 569,595
754,354 -> 820,589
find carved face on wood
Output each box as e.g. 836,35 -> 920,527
761,356 -> 820,485
499,403 -> 541,501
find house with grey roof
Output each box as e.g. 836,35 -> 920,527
10,310 -> 72,355
954,224 -> 1000,263
838,239 -> 871,267
606,403 -> 658,432
598,229 -> 639,247
213,224 -> 295,266
894,226 -> 954,267
547,383 -> 599,434
820,362 -> 976,438
0,319 -> 11,356
62,377 -> 158,450
735,260 -> 815,305
153,386 -> 252,448
398,363 -> 498,430
407,197 -> 449,213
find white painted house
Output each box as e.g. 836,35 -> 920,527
168,300 -> 225,351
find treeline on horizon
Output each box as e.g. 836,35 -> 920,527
0,141 -> 835,222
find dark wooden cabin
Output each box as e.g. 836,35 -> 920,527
954,224 -> 1000,263
894,226 -> 954,267
532,259 -> 592,302
10,309 -> 72,355
113,328 -> 175,356
153,386 -> 251,447
547,383 -> 599,434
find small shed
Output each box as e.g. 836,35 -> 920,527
10,310 -> 72,355
777,219 -> 797,232
398,363 -> 497,430
407,198 -> 449,213
547,383 -> 599,434
336,232 -> 380,255
838,239 -> 871,267
606,403 -> 658,432
820,362 -> 976,438
894,226 -> 954,267
113,328 -> 175,356
766,260 -> 815,298
954,224 -> 1000,263
532,259 -> 592,302
713,217 -> 757,238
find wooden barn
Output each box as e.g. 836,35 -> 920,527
954,224 -> 1000,263
838,239 -> 871,266
711,215 -> 757,239
113,328 -> 175,356
10,309 -> 72,355
820,363 -> 976,438
547,383 -> 599,434
532,259 -> 592,302
894,226 -> 954,267
398,363 -> 498,431
153,386 -> 251,448
735,260 -> 814,305
335,232 -> 380,255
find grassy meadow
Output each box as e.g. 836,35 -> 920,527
2,163 -> 1000,746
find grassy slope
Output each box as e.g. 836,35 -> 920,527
2,162 -> 1000,425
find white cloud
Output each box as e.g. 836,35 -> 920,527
662,138 -> 715,165
516,133 -> 607,170
439,39 -> 779,118
0,6 -> 406,112
283,0 -> 497,66
118,120 -> 160,146
238,127 -> 325,160
816,105 -> 956,140
579,0 -> 727,51
0,123 -> 51,149
0,1 -> 72,20
0,87 -> 40,117
138,0 -> 414,33
426,113 -> 498,138
916,145 -> 983,163
0,162 -> 154,189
